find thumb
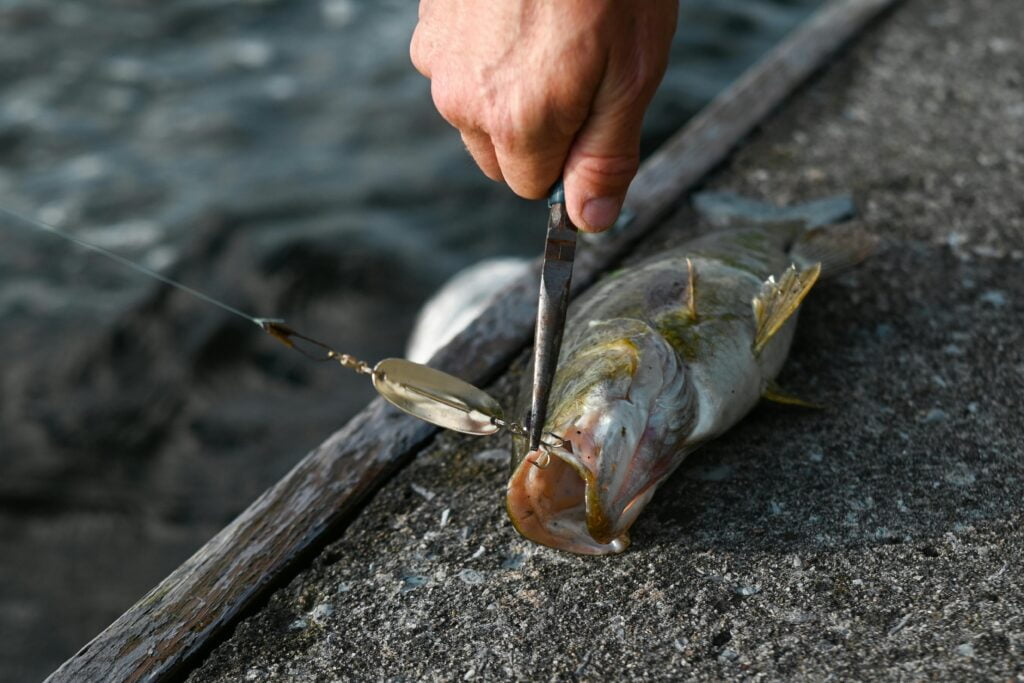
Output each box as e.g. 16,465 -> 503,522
562,98 -> 644,233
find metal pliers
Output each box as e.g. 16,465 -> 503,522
527,181 -> 577,452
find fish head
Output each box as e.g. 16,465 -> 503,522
508,319 -> 696,555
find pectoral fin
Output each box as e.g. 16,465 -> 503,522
752,263 -> 821,355
762,380 -> 822,409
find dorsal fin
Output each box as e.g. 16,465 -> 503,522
752,263 -> 821,355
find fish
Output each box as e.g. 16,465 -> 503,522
507,193 -> 875,555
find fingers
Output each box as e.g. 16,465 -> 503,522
432,81 -> 576,199
492,134 -> 572,200
461,131 -> 502,182
562,101 -> 643,233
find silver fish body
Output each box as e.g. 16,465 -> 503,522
508,215 -> 863,555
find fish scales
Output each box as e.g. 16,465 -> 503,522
508,207 -> 867,555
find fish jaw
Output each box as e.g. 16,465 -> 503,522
506,447 -> 629,555
507,328 -> 693,555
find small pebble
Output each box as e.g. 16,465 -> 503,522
501,553 -> 527,570
804,167 -> 827,182
410,483 -> 435,500
310,603 -> 334,621
783,610 -> 812,625
956,642 -> 975,657
458,569 -> 485,586
288,618 -> 308,631
945,469 -> 976,486
942,343 -> 965,357
978,289 -> 1008,307
808,451 -> 824,463
988,37 -> 1015,54
888,614 -> 911,636
473,448 -> 511,465
400,575 -> 428,593
922,408 -> 948,423
946,231 -> 969,250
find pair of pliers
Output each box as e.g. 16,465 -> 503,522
527,182 -> 578,452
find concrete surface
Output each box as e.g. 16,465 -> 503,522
190,0 -> 1023,679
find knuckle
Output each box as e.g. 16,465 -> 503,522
408,28 -> 429,75
571,153 -> 639,189
488,108 -> 528,153
489,91 -> 554,153
430,81 -> 465,126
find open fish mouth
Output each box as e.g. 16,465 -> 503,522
506,403 -> 669,556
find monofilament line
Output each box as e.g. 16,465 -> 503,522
0,206 -> 265,327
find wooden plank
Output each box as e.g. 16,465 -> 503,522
46,1 -> 899,680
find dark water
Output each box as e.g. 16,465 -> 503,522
0,0 -> 821,679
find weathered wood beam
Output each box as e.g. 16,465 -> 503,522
46,1 -> 899,680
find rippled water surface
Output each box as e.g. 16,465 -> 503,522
0,0 -> 821,679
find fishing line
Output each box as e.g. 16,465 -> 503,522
0,206 -> 266,327
1,206 -> 566,461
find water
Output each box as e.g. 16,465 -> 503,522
0,0 -> 821,679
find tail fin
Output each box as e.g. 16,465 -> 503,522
691,191 -> 877,278
692,191 -> 856,229
789,222 -> 879,278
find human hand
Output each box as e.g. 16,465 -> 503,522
411,0 -> 677,232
